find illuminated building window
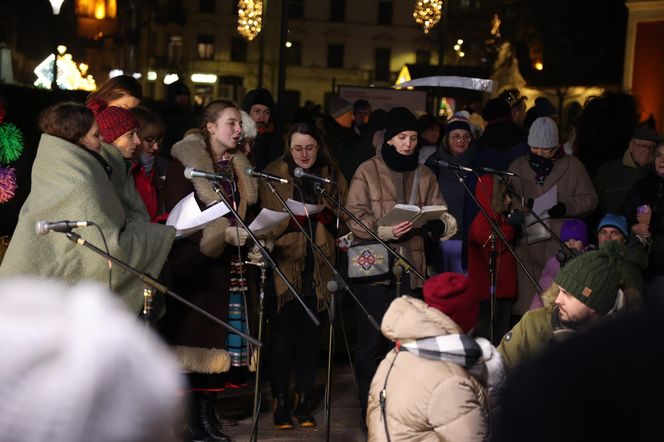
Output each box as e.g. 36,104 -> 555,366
327,44 -> 344,68
231,37 -> 248,62
197,35 -> 215,60
167,35 -> 183,63
378,0 -> 393,25
75,0 -> 116,19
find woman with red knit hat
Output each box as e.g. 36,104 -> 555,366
366,272 -> 504,441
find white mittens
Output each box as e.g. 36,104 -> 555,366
377,225 -> 398,241
224,226 -> 249,246
440,212 -> 458,240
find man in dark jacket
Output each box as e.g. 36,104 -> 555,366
242,88 -> 283,171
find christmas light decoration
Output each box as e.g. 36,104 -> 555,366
0,166 -> 17,204
413,0 -> 443,34
237,0 -> 263,41
0,123 -> 23,164
33,49 -> 97,91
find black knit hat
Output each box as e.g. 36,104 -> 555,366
384,107 -> 419,141
445,119 -> 471,135
554,241 -> 624,315
482,98 -> 512,123
242,88 -> 275,112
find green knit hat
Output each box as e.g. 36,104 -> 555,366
553,241 -> 624,315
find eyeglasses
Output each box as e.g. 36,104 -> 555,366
290,144 -> 318,154
631,140 -> 656,150
450,134 -> 472,143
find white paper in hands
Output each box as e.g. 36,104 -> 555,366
531,185 -> 558,219
247,208 -> 290,237
166,192 -> 231,238
286,198 -> 323,216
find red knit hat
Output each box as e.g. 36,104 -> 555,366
87,98 -> 137,143
423,272 -> 480,333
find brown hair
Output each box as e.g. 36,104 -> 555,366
38,102 -> 95,144
87,75 -> 143,104
200,99 -> 240,154
130,106 -> 166,142
285,121 -> 332,166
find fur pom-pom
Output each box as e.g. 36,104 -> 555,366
86,97 -> 108,116
0,166 -> 17,203
0,123 -> 24,164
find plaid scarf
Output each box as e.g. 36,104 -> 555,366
400,334 -> 505,395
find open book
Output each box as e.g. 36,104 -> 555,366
377,203 -> 447,228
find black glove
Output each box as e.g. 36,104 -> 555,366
524,198 -> 534,210
506,210 -> 525,227
424,219 -> 445,237
548,202 -> 567,218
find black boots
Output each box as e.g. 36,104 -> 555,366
197,395 -> 232,441
181,394 -> 231,442
293,392 -> 316,428
273,393 -> 294,429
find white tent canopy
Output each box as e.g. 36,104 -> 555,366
393,75 -> 495,93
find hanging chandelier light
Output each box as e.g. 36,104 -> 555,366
237,0 -> 263,41
413,0 -> 443,34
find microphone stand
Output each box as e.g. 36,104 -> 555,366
246,258 -> 268,442
488,233 -> 497,343
212,186 -> 320,327
455,171 -> 542,306
324,280 -> 338,442
312,183 -> 426,282
497,176 -> 577,258
62,230 -> 261,346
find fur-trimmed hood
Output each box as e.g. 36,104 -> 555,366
171,133 -> 258,207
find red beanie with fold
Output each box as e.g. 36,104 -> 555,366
87,98 -> 137,143
423,272 -> 480,333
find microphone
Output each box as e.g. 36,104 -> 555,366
36,220 -> 93,235
431,159 -> 474,173
326,279 -> 339,293
184,167 -> 225,181
294,167 -> 335,184
478,166 -> 516,177
327,279 -> 339,320
244,167 -> 290,184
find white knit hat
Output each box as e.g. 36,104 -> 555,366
528,117 -> 559,149
0,278 -> 185,442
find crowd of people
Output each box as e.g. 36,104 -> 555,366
0,76 -> 663,441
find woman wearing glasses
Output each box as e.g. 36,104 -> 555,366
130,106 -> 167,222
426,117 -> 476,274
258,122 -> 347,429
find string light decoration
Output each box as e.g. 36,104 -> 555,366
0,103 -> 22,204
237,0 -> 263,41
413,0 -> 443,34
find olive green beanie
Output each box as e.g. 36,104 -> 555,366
553,241 -> 624,315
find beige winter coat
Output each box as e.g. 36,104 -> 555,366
508,154 -> 598,314
367,297 -> 490,442
345,156 -> 449,289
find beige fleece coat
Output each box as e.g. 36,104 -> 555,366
367,296 -> 490,442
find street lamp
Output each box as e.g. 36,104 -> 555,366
48,0 -> 66,90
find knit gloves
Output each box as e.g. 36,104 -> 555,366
225,226 -> 249,246
440,212 -> 458,240
548,202 -> 567,218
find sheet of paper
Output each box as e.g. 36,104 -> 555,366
532,184 -> 558,219
247,208 -> 290,237
286,198 -> 323,216
166,192 -> 231,237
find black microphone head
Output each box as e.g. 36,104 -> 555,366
184,167 -> 195,179
293,167 -> 304,178
35,221 -> 49,235
244,167 -> 254,177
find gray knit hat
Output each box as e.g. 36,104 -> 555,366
0,278 -> 184,442
554,241 -> 624,315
